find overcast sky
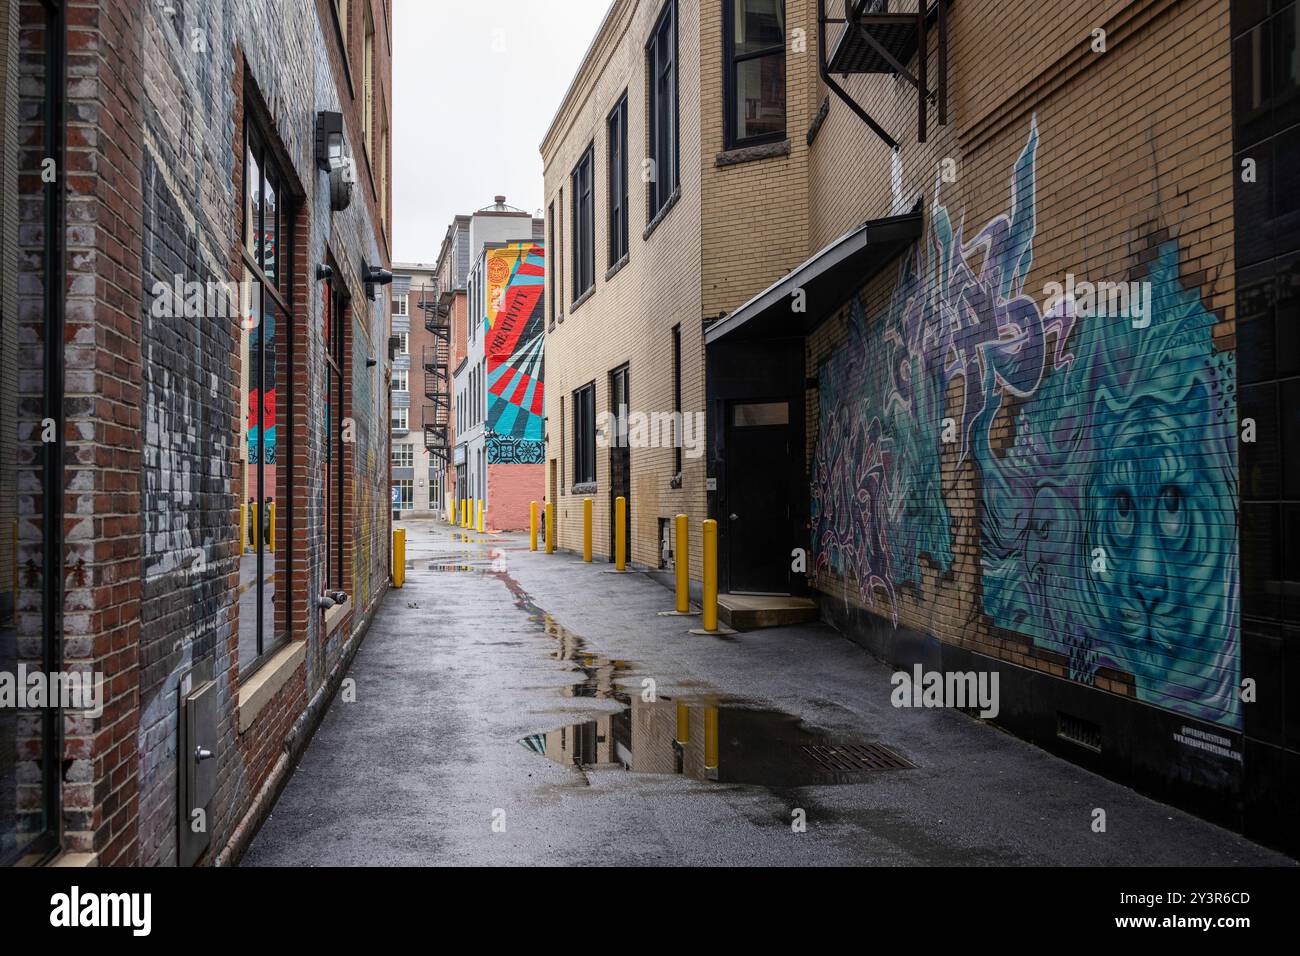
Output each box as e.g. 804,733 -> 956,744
392,0 -> 613,264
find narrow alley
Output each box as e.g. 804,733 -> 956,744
243,521 -> 1288,867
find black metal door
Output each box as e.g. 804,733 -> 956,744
724,400 -> 792,593
609,365 -> 630,561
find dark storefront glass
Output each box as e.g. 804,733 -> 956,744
2,0 -> 65,865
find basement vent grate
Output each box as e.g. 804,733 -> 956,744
800,742 -> 915,772
1057,713 -> 1102,753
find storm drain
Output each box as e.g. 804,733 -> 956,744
800,742 -> 914,773
1056,713 -> 1102,753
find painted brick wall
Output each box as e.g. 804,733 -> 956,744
804,0 -> 1240,730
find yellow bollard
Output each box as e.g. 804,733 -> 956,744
269,502 -> 275,554
702,519 -> 718,631
545,502 -> 555,554
614,495 -> 627,571
529,501 -> 538,552
462,499 -> 468,529
239,504 -> 247,555
476,499 -> 484,533
675,701 -> 690,745
583,497 -> 593,562
675,513 -> 689,613
704,705 -> 719,771
392,528 -> 406,587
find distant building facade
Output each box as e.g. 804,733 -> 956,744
451,199 -> 545,530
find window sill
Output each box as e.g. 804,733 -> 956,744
238,640 -> 306,735
715,138 -> 790,168
572,482 -> 598,496
323,599 -> 350,637
642,186 -> 681,241
48,851 -> 97,868
570,286 -> 595,314
605,252 -> 630,282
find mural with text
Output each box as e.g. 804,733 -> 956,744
811,121 -> 1240,728
485,242 -> 546,465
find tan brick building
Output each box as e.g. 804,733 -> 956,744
544,0 -> 1297,853
542,0 -> 816,575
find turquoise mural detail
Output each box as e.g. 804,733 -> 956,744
811,119 -> 1240,728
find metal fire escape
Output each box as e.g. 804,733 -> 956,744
420,280 -> 452,466
817,0 -> 949,150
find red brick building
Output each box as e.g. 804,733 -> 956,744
0,0 -> 393,866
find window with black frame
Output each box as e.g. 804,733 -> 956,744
240,116 -> 293,674
573,383 -> 596,486
547,200 -> 556,325
324,274 -> 347,600
647,0 -> 678,219
571,144 -> 595,300
607,94 -> 629,266
724,0 -> 786,149
1,0 -> 65,866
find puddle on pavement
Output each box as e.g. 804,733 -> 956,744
488,568 -> 914,788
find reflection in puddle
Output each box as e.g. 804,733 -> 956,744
520,702 -> 913,788
490,568 -> 914,788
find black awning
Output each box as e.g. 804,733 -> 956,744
704,211 -> 921,346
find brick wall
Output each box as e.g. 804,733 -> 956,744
804,0 -> 1241,731
4,0 -> 396,866
699,0 -> 814,320
486,463 -> 544,532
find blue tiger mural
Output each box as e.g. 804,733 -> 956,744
811,119 -> 1240,728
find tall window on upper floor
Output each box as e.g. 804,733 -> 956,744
724,0 -> 785,149
335,0 -> 349,42
607,93 -> 629,266
647,0 -> 678,219
556,187 -> 565,313
323,274 -> 348,601
379,112 -> 389,232
363,5 -> 375,159
571,144 -> 595,300
547,200 -> 556,324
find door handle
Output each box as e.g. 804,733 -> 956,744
194,747 -> 214,763
729,513 -> 739,521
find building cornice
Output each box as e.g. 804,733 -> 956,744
539,0 -> 631,164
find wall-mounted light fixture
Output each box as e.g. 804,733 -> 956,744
364,263 -> 393,301
315,110 -> 353,212
315,111 -> 344,170
316,263 -> 333,281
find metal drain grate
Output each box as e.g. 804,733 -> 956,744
1056,713 -> 1102,753
800,742 -> 914,772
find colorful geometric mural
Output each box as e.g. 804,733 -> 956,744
485,241 -> 546,464
811,121 -> 1240,728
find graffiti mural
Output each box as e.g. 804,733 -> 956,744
484,242 -> 545,464
811,120 -> 1240,728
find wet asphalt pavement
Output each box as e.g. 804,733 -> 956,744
242,520 -> 1294,866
